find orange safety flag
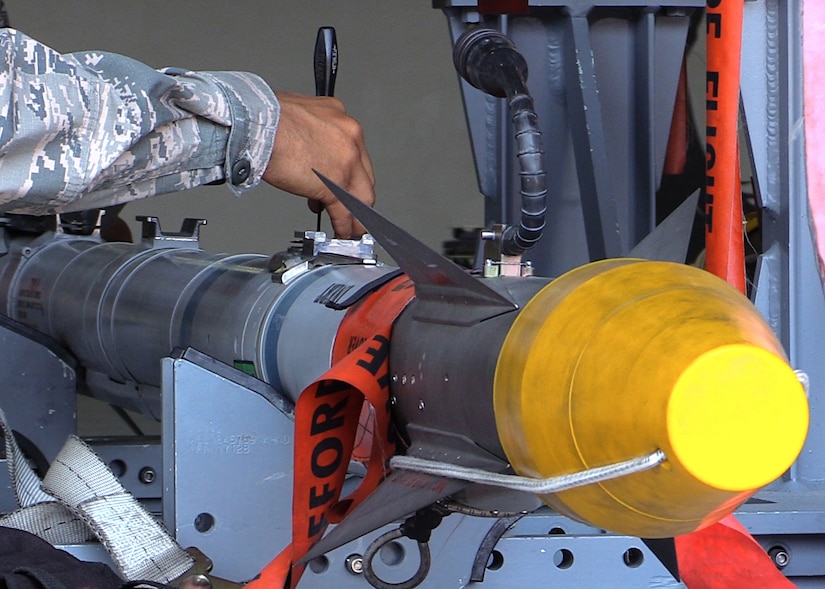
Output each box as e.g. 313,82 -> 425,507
704,0 -> 746,293
676,516 -> 795,589
246,276 -> 414,589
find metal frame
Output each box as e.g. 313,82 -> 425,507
435,0 -> 825,586
437,1 -> 703,276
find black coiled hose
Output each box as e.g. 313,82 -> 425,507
503,92 -> 546,254
453,28 -> 547,256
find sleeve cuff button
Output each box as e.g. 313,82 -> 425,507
231,158 -> 252,185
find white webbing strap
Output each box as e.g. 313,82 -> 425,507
0,405 -> 54,507
0,406 -> 91,545
0,405 -> 193,583
41,435 -> 194,583
0,501 -> 91,546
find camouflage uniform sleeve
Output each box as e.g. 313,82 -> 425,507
0,28 -> 279,214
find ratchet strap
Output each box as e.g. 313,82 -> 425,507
673,4 -> 794,588
247,275 -> 414,589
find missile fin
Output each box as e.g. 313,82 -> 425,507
628,189 -> 700,263
300,469 -> 467,563
315,171 -> 518,324
301,426 -> 508,562
641,537 -> 681,581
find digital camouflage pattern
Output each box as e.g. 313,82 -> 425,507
0,28 -> 279,214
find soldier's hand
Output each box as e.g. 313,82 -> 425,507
262,92 -> 375,238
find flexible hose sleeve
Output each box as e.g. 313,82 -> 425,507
503,93 -> 547,254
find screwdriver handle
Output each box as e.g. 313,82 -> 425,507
314,26 -> 338,98
310,27 -> 338,227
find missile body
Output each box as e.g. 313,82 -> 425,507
390,257 -> 807,538
0,228 -> 396,416
0,210 -> 808,542
495,258 -> 804,537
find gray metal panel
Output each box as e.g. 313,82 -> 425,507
157,349 -> 696,587
86,439 -> 162,503
300,512 -> 684,588
476,535 -> 683,588
743,0 -> 825,486
161,355 -> 295,581
0,320 -> 76,513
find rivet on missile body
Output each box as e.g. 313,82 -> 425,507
401,375 -> 407,385
418,399 -> 426,411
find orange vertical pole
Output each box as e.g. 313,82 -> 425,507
704,0 -> 747,293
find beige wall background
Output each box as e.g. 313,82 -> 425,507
9,1 -> 481,255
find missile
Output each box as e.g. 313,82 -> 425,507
303,175 -> 809,556
0,179 -> 808,556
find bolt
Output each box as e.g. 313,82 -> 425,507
345,554 -> 364,575
179,574 -> 211,589
768,546 -> 790,569
138,467 -> 156,485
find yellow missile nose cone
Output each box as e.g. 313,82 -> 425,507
494,259 -> 811,537
667,343 -> 809,492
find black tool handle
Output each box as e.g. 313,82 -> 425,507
314,27 -> 338,98
310,27 -> 338,229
